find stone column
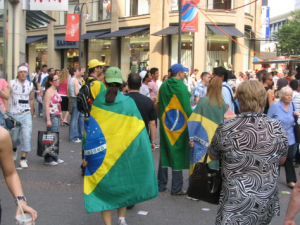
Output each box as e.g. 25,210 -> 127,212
234,0 -> 245,73
193,0 -> 207,75
110,0 -> 120,68
47,11 -> 61,70
149,0 -> 163,73
161,0 -> 170,78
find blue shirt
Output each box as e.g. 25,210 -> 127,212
194,82 -> 207,98
267,101 -> 295,145
222,82 -> 234,112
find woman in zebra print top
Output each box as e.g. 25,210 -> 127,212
208,80 -> 289,225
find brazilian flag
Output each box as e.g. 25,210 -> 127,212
159,78 -> 192,170
84,90 -> 158,213
188,96 -> 227,174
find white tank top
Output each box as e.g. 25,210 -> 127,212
9,79 -> 33,114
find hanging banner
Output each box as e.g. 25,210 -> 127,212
26,0 -> 68,11
65,14 -> 80,42
181,0 -> 200,32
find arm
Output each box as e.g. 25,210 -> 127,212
74,79 -> 79,96
195,96 -> 199,104
0,86 -> 10,100
279,157 -> 287,165
267,89 -> 273,108
149,120 -> 156,152
208,154 -> 221,160
44,89 -> 52,127
30,89 -> 35,116
284,177 -> 300,225
0,127 -> 37,220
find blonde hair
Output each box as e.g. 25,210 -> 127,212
205,77 -> 224,108
236,80 -> 266,113
60,68 -> 69,84
279,86 -> 293,99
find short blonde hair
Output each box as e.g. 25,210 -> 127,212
236,80 -> 266,113
279,86 -> 293,99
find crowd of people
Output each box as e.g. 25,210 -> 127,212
2,60 -> 300,224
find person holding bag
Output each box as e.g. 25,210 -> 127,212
44,73 -> 64,165
208,80 -> 289,224
267,86 -> 298,189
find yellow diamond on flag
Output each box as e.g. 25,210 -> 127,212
162,94 -> 188,146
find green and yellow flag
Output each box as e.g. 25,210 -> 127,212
84,91 -> 158,213
159,78 -> 192,170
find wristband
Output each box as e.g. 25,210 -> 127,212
15,196 -> 27,205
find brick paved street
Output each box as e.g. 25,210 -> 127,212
1,105 -> 300,225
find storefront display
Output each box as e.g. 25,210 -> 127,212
121,30 -> 150,75
88,39 -> 111,68
34,40 -> 48,70
206,28 -> 233,72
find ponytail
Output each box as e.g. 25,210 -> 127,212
105,83 -> 121,103
44,80 -> 51,90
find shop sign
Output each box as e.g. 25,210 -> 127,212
24,0 -> 69,11
54,36 -> 79,49
65,14 -> 80,42
181,0 -> 200,32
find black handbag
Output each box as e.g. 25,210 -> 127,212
187,154 -> 222,204
292,103 -> 300,143
37,131 -> 59,157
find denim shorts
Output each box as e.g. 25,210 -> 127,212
7,112 -> 32,152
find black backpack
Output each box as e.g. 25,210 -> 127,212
77,77 -> 97,117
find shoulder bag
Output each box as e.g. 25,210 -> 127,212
187,153 -> 222,204
292,103 -> 300,143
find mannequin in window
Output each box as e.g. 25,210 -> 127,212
107,1 -> 111,19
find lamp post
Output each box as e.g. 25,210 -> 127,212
74,3 -> 91,67
178,0 -> 182,64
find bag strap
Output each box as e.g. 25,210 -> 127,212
222,85 -> 235,104
203,153 -> 209,164
292,102 -> 298,123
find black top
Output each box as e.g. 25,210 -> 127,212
126,92 -> 155,133
264,86 -> 271,114
277,78 -> 288,91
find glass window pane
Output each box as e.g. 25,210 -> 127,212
88,39 -> 111,68
207,0 -> 233,10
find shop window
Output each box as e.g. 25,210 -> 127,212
244,0 -> 250,14
121,30 -> 150,75
88,39 -> 111,68
98,0 -> 112,21
66,48 -> 79,68
206,29 -> 232,71
125,0 -> 150,17
170,33 -> 194,73
34,39 -> 48,70
207,0 -> 233,10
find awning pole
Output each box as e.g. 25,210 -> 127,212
178,0 -> 182,64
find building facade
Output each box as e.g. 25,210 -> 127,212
24,0 -> 261,80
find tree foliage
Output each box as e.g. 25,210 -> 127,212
273,10 -> 300,57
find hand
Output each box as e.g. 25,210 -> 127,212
294,111 -> 299,117
15,201 -> 37,222
284,220 -> 295,225
82,159 -> 88,167
39,92 -> 43,97
46,120 -> 52,127
189,141 -> 194,148
151,143 -> 155,152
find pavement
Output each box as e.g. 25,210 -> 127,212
0,103 -> 300,225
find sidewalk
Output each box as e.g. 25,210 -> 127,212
0,110 -> 299,225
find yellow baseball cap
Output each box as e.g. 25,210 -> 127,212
88,59 -> 101,69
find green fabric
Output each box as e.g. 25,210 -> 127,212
158,78 -> 192,170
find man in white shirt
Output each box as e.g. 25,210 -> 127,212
139,71 -> 151,97
36,65 -> 48,117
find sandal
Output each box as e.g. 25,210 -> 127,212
63,121 -> 70,126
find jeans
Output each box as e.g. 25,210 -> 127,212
69,102 -> 83,141
38,102 -> 43,114
7,112 -> 32,152
157,156 -> 183,194
45,115 -> 60,162
0,112 -> 5,128
293,144 -> 298,162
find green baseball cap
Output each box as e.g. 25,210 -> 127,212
105,67 -> 123,84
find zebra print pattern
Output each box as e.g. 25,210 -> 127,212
208,112 -> 289,225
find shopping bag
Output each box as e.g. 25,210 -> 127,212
37,131 -> 59,157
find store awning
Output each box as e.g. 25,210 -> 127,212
253,59 -> 300,64
207,25 -> 245,36
151,26 -> 179,36
81,31 -> 110,39
98,26 -> 149,38
26,36 -> 47,44
26,11 -> 56,30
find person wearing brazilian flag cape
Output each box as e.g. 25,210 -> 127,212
158,63 -> 192,195
82,67 -> 158,225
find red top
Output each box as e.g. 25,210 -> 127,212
58,79 -> 69,96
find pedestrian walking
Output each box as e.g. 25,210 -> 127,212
263,72 -> 274,114
208,80 -> 289,224
267,86 -> 298,189
82,67 -> 158,225
8,65 -> 35,168
193,72 -> 211,104
44,73 -> 64,165
36,65 -> 48,117
58,68 -> 70,126
139,70 -> 151,97
158,63 -> 192,195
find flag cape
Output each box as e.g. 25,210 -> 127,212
84,91 -> 158,213
159,78 -> 192,170
188,96 -> 227,174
